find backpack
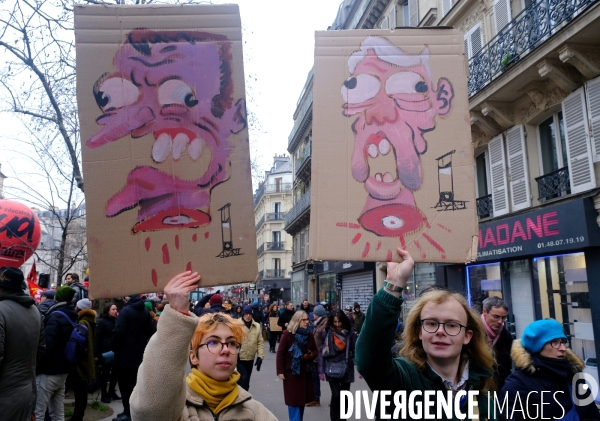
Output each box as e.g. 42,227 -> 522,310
72,282 -> 88,300
55,310 -> 89,365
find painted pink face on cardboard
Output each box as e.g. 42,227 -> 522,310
342,48 -> 453,202
85,30 -> 246,232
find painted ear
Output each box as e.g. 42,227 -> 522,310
434,77 -> 454,116
231,98 -> 247,134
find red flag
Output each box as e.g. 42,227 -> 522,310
27,261 -> 37,284
27,261 -> 43,300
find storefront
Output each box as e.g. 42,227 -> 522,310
317,261 -> 338,307
334,261 -> 375,311
469,198 -> 600,366
290,269 -> 306,306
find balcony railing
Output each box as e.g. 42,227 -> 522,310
295,142 -> 312,175
535,166 -> 571,202
265,242 -> 285,251
264,269 -> 287,278
468,0 -> 597,97
255,215 -> 265,231
256,244 -> 264,256
284,189 -> 311,229
254,183 -> 292,206
266,212 -> 284,222
476,194 -> 493,219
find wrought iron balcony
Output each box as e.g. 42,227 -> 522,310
535,166 -> 571,202
255,215 -> 265,231
254,183 -> 292,206
256,244 -> 264,256
476,194 -> 493,219
263,269 -> 287,278
468,0 -> 597,98
265,242 -> 285,251
284,189 -> 311,231
266,212 -> 284,222
296,142 -> 312,174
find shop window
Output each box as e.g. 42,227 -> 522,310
538,112 -> 567,175
401,263 -> 437,322
466,263 -> 502,312
318,273 -> 337,306
504,260 -> 535,339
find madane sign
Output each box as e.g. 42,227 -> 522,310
477,198 -> 600,262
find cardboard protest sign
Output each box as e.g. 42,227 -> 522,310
269,317 -> 282,332
311,29 -> 477,263
75,4 -> 257,297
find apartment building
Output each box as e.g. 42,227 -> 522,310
255,155 -> 294,304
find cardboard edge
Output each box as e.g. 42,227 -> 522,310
465,235 -> 479,264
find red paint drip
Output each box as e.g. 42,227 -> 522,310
336,222 -> 361,229
204,232 -> 209,239
414,240 -> 427,260
362,242 -> 370,258
336,222 -> 348,227
386,250 -> 393,262
351,233 -> 362,244
186,262 -> 192,272
437,223 -> 452,233
349,223 -> 361,229
175,235 -> 180,250
422,232 -> 446,257
144,237 -> 151,252
399,236 -> 406,249
162,243 -> 170,264
192,233 -> 198,242
151,269 -> 157,287
376,241 -> 382,251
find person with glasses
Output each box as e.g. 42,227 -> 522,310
276,310 -> 318,421
500,319 -> 600,421
130,271 -> 276,421
481,296 -> 513,391
355,248 -> 497,420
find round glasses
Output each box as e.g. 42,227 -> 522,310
550,338 -> 567,349
198,340 -> 241,355
421,319 -> 466,336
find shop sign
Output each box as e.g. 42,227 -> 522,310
333,261 -> 367,273
477,199 -> 600,261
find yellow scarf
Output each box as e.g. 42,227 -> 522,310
186,368 -> 240,415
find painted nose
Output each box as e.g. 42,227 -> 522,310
365,94 -> 397,125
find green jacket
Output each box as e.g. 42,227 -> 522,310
355,289 -> 497,421
73,308 -> 96,381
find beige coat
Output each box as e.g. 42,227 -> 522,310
238,319 -> 264,361
130,305 -> 276,421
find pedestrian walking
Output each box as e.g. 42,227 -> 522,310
481,296 -> 513,391
307,304 -> 328,407
129,271 -> 277,420
356,248 -> 497,420
0,267 -> 45,421
318,309 -> 357,421
236,305 -> 264,391
95,302 -> 120,403
276,310 -> 318,421
277,301 -> 295,331
501,319 -> 600,420
68,298 -> 96,421
352,302 -> 365,335
38,290 -> 56,317
266,303 -> 281,353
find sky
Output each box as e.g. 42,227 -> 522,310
0,0 -> 344,200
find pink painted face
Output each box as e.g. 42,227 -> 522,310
342,49 -> 453,202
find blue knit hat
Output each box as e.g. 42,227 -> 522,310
521,319 -> 566,354
242,305 -> 253,315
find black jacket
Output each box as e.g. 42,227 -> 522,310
493,326 -> 513,392
37,301 -> 78,375
112,295 -> 155,368
277,309 -> 295,330
500,341 -> 600,421
94,315 -> 116,357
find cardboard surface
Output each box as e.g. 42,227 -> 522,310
311,29 -> 478,263
269,317 -> 282,331
75,5 -> 257,298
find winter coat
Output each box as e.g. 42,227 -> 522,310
353,310 -> 366,334
356,289 -> 497,421
130,305 -> 277,421
37,301 -> 79,375
113,295 -> 155,368
277,309 -> 295,330
318,328 -> 357,383
68,281 -> 88,304
500,340 -> 600,421
72,308 -> 97,381
313,316 -> 328,350
252,307 -> 263,324
492,326 -> 513,392
37,299 -> 56,317
94,315 -> 116,357
276,329 -> 318,407
0,291 -> 45,421
239,320 -> 264,361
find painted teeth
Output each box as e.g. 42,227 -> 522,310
172,133 -> 189,160
188,137 -> 206,161
379,139 -> 391,155
375,173 -> 383,182
152,133 -> 206,162
383,172 -> 394,183
152,133 -> 171,162
368,144 -> 378,158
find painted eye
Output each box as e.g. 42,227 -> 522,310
158,79 -> 198,107
386,72 -> 428,95
341,74 -> 381,104
94,78 -> 139,110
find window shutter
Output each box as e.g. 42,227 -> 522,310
464,35 -> 469,57
562,87 -> 596,194
493,0 -> 511,33
442,0 -> 453,16
506,125 -> 531,211
488,134 -> 510,216
389,4 -> 397,29
469,24 -> 483,57
409,0 -> 419,26
379,16 -> 389,29
586,76 -> 600,161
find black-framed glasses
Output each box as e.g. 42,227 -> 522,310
421,319 -> 466,336
550,338 -> 567,349
198,340 -> 241,355
490,313 -> 508,321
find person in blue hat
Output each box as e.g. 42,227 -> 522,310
500,319 -> 600,421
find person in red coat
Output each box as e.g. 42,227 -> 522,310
276,310 -> 318,421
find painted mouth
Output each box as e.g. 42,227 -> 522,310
364,132 -> 402,200
151,128 -> 207,162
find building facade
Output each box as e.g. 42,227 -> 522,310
255,155 -> 294,304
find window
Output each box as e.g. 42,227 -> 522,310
408,0 -> 419,26
464,24 -> 483,59
272,231 -> 281,243
272,258 -> 281,270
275,177 -> 282,192
475,152 -> 490,198
493,0 -> 511,34
441,0 -> 453,17
538,112 -> 567,175
273,202 -> 281,217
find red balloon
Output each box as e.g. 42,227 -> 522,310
0,200 -> 42,268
